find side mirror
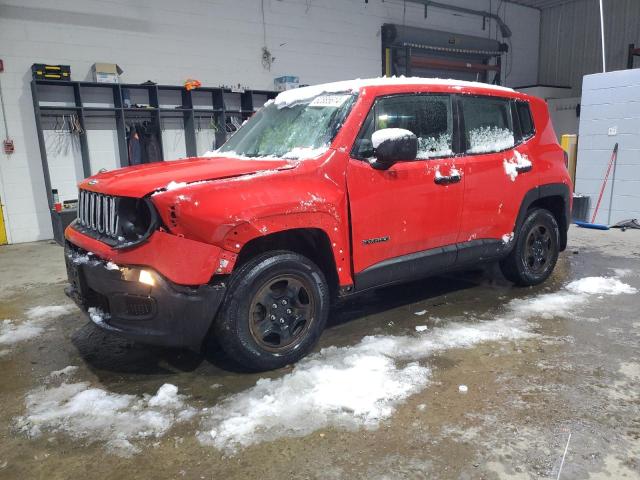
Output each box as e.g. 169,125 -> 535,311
370,128 -> 418,170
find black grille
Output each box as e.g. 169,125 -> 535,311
77,190 -> 119,238
125,297 -> 154,317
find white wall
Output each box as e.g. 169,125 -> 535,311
0,0 -> 540,244
576,69 -> 640,225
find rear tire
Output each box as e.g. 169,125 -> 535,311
213,251 -> 329,371
500,208 -> 560,286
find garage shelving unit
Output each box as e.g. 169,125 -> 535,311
31,79 -> 277,244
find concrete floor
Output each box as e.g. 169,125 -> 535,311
0,227 -> 639,479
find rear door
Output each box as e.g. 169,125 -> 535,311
455,95 -> 536,255
347,93 -> 464,288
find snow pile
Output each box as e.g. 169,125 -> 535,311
48,366 -> 79,379
0,320 -> 45,346
16,382 -> 195,456
566,277 -> 637,295
508,276 -> 636,320
26,306 -> 72,320
371,128 -> 414,148
0,305 -> 73,347
508,291 -> 584,320
198,317 -> 531,453
467,126 -> 514,154
274,77 -> 514,109
417,133 -> 453,158
503,151 -> 532,181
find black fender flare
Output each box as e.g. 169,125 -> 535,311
514,183 -> 571,251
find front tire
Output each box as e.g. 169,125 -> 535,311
213,251 -> 329,371
500,208 -> 560,286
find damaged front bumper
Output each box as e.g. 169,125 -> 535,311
64,243 -> 226,349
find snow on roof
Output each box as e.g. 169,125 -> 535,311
274,76 -> 515,108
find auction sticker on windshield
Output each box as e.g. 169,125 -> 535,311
309,94 -> 351,108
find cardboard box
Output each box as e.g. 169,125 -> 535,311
274,75 -> 299,91
91,63 -> 123,83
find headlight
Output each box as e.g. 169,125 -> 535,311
117,198 -> 158,243
138,269 -> 155,286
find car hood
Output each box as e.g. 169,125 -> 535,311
78,155 -> 296,197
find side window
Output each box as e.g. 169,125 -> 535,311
516,101 -> 535,139
461,96 -> 514,154
352,94 -> 453,160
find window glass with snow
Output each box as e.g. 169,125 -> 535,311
353,94 -> 453,160
461,96 -> 514,154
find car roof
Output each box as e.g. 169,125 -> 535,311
274,77 -> 525,108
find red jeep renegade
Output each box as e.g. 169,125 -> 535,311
65,78 -> 572,370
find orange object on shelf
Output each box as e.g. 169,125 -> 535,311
184,79 -> 201,91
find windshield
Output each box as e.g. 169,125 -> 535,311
217,93 -> 356,159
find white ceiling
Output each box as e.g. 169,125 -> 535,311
506,0 -> 582,9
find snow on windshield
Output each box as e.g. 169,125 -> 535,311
214,93 -> 354,160
467,126 -> 514,154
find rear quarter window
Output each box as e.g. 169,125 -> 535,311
515,101 -> 535,140
460,96 -> 514,154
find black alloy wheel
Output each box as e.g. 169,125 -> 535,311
522,224 -> 553,275
500,208 -> 560,286
213,251 -> 329,371
248,274 -> 316,353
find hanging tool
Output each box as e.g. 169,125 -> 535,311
575,143 -> 618,230
0,67 -> 14,154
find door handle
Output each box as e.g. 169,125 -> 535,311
434,173 -> 461,185
515,164 -> 532,173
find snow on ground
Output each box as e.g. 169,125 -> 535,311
508,276 -> 636,320
198,316 -> 533,453
48,366 -> 79,379
566,276 -> 637,295
16,382 -> 195,457
0,305 -> 73,347
12,275 -> 636,456
198,275 -> 637,453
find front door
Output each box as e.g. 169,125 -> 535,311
346,93 -> 464,289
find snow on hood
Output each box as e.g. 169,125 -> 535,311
274,76 -> 515,108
